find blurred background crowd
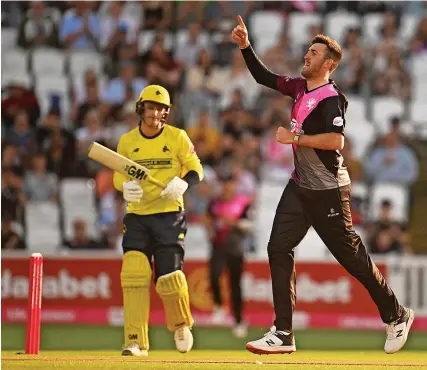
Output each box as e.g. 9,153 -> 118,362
1,1 -> 427,256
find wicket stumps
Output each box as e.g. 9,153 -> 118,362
25,253 -> 43,355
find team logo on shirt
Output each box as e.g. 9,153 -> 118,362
333,117 -> 344,127
290,118 -> 297,132
306,98 -> 317,110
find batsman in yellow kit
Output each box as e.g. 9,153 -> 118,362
113,85 -> 204,356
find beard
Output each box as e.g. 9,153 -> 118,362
300,64 -> 321,79
143,117 -> 162,129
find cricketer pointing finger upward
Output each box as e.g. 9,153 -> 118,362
113,85 -> 204,356
232,15 -> 414,356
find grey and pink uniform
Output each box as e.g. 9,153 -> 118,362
241,45 -> 405,332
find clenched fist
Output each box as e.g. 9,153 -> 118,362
276,127 -> 295,144
232,15 -> 250,49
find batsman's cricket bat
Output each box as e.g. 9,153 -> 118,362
87,142 -> 166,189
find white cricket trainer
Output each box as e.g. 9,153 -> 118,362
384,308 -> 415,354
211,305 -> 226,325
232,322 -> 248,339
246,326 -> 296,355
121,342 -> 148,356
174,326 -> 193,353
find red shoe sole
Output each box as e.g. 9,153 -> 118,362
246,343 -> 295,355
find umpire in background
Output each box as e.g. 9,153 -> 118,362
232,15 -> 414,355
204,175 -> 252,338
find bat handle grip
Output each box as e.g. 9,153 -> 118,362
148,175 -> 167,189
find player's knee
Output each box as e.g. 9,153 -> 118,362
121,251 -> 152,288
154,245 -> 184,280
155,270 -> 188,299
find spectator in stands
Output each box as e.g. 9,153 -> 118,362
367,199 -> 411,255
1,169 -> 26,223
411,17 -> 427,54
219,50 -> 261,109
75,82 -> 101,125
23,153 -> 58,202
100,1 -> 138,67
213,23 -> 237,68
203,1 -> 249,32
259,95 -> 290,130
369,225 -> 405,255
37,109 -> 76,160
102,62 -> 147,105
1,80 -> 40,129
333,29 -> 365,94
17,1 -> 59,48
263,33 -> 298,77
76,108 -> 111,158
2,143 -> 24,177
110,102 -> 140,148
175,23 -> 210,67
65,218 -> 103,249
45,128 -> 84,179
184,48 -> 227,115
6,110 -> 37,157
261,125 -> 294,183
73,69 -> 102,107
1,213 -> 25,250
187,110 -> 220,153
341,137 -> 363,182
140,1 -> 172,30
176,1 -> 205,29
365,129 -> 419,185
142,41 -> 182,94
59,1 -> 101,50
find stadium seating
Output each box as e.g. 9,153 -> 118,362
2,48 -> 29,74
1,28 -> 17,50
324,11 -> 360,44
32,48 -> 66,76
59,179 -> 100,240
369,184 -> 409,223
287,12 -> 322,49
371,97 -> 405,134
25,201 -> 61,253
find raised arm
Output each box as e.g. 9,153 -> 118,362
232,15 -> 280,90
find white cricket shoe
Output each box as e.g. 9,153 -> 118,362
211,305 -> 226,325
232,322 -> 248,338
174,326 -> 193,353
121,342 -> 148,356
246,326 -> 296,355
384,308 -> 415,354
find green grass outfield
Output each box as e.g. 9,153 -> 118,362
2,350 -> 427,370
2,324 -> 427,351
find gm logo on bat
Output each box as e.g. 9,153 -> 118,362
124,165 -> 147,180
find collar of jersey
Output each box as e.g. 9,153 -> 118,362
139,124 -> 164,139
304,78 -> 335,94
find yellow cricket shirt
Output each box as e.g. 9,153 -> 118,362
113,124 -> 204,215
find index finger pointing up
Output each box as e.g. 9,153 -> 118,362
237,15 -> 246,28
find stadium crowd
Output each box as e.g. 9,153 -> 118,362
2,1 -> 427,256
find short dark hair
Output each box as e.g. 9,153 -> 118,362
311,34 -> 343,72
